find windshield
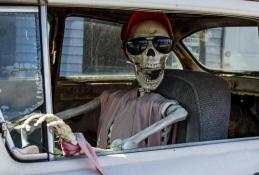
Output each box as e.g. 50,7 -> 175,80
0,12 -> 44,121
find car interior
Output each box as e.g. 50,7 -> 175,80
2,7 -> 259,158
43,7 -> 259,152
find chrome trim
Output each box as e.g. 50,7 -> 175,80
0,110 -> 48,160
6,130 -> 48,160
40,5 -> 55,160
0,6 -> 38,12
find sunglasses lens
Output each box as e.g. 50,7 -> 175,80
126,38 -> 148,55
153,37 -> 173,54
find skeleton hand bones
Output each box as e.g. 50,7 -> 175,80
15,113 -> 77,145
15,113 -> 111,156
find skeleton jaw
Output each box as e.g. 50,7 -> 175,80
135,64 -> 165,91
129,51 -> 168,92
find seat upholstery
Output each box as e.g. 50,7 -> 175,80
156,69 -> 231,143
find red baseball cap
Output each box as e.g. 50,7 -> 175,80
121,11 -> 173,43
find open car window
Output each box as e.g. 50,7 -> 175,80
60,17 -> 182,80
183,26 -> 259,72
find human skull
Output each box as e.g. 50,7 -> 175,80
126,20 -> 171,91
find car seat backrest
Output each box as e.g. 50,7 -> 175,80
156,69 -> 231,143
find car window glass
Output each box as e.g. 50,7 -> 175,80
0,12 -> 43,121
183,26 -> 259,72
0,10 -> 45,152
60,17 -> 133,79
60,17 -> 182,79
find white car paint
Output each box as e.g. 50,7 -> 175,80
0,1 -> 259,174
48,0 -> 259,18
1,136 -> 259,175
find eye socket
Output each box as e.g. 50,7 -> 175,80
125,37 -> 148,55
153,37 -> 173,54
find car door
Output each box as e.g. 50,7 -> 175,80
0,0 -> 52,166
1,0 -> 259,175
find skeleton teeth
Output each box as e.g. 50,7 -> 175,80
141,63 -> 161,69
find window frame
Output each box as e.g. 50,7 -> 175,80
58,15 -> 183,82
0,5 -> 53,161
51,11 -> 259,160
58,15 -> 135,82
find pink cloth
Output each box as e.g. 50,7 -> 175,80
97,89 -> 174,149
60,133 -> 106,175
60,139 -> 81,156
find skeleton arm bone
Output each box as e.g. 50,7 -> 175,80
110,104 -> 188,150
56,97 -> 100,120
15,97 -> 100,131
14,97 -> 100,148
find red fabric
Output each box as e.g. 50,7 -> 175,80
121,11 -> 173,42
60,133 -> 106,175
60,139 -> 81,156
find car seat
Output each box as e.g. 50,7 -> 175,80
156,69 -> 231,143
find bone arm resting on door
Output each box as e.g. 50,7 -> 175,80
16,98 -> 100,149
110,105 -> 188,151
56,97 -> 100,120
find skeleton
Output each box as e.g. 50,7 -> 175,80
16,12 -> 187,154
126,20 -> 169,93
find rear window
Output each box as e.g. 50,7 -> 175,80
183,26 -> 259,72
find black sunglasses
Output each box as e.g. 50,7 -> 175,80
124,36 -> 173,55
